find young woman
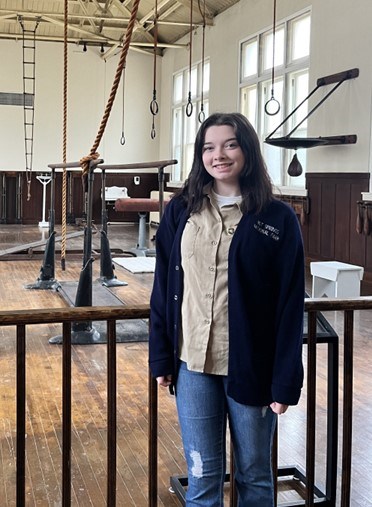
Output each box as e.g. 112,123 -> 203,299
149,112 -> 305,506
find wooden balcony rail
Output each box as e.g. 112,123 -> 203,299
0,306 -> 150,507
0,297 -> 372,506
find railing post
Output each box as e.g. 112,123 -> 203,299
148,371 -> 158,507
62,322 -> 72,507
341,310 -> 354,507
16,324 -> 26,507
107,319 -> 117,506
306,311 -> 317,506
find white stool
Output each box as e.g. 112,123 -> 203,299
310,261 -> 364,298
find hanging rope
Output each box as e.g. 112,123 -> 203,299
150,0 -> 159,139
198,0 -> 206,123
61,0 -> 68,270
186,0 -> 194,117
80,0 -> 141,176
120,64 -> 126,145
264,0 -> 280,116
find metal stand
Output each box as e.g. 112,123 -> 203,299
49,160 -> 103,345
25,169 -> 58,290
98,170 -> 127,286
36,174 -> 51,228
24,231 -> 58,289
0,173 -> 6,223
170,311 -> 339,507
66,171 -> 76,224
125,212 -> 156,257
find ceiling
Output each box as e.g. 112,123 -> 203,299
0,0 -> 240,58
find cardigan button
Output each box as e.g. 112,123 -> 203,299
175,265 -> 180,270
174,295 -> 178,301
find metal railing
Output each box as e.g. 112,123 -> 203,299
0,297 -> 371,506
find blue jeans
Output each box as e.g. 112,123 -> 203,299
176,361 -> 276,507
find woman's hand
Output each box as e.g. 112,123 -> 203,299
270,402 -> 289,415
156,375 -> 173,388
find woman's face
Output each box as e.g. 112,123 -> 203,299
202,124 -> 245,195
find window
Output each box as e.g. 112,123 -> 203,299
240,11 -> 311,188
171,60 -> 210,182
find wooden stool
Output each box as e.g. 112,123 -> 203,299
310,261 -> 364,298
115,198 -> 169,256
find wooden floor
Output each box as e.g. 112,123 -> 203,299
0,223 -> 371,506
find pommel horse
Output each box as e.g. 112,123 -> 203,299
99,160 -> 176,256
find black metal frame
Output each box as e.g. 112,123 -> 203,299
265,68 -> 359,150
170,310 -> 339,506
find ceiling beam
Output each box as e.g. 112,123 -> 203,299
111,0 -> 154,44
76,0 -> 100,33
0,31 -> 187,49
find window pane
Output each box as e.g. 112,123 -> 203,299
263,143 -> 282,186
187,67 -> 197,98
262,26 -> 284,72
291,15 -> 310,61
240,85 -> 257,129
172,107 -> 182,180
202,61 -> 210,93
289,70 -> 309,131
185,105 -> 197,143
241,39 -> 258,78
183,106 -> 197,179
173,73 -> 183,103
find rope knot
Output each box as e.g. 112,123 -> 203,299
80,152 -> 100,177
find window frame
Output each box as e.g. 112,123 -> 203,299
171,59 -> 210,183
239,9 -> 311,189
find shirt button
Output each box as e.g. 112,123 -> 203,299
206,293 -> 212,298
204,319 -> 210,324
174,295 -> 178,301
227,227 -> 235,235
211,240 -> 217,245
209,266 -> 215,272
175,265 -> 180,270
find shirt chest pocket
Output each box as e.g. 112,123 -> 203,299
181,220 -> 200,259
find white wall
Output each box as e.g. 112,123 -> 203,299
0,39 -> 160,171
159,0 -> 372,177
1,1 -> 371,179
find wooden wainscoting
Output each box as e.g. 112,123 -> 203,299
304,172 -> 372,294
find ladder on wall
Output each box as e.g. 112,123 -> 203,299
18,16 -> 40,200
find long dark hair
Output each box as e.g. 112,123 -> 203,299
178,112 -> 274,214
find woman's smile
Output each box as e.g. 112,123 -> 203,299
202,124 -> 245,195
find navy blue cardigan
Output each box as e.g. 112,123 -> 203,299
149,195 -> 305,406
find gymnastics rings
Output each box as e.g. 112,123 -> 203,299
150,96 -> 159,116
264,95 -> 281,116
186,94 -> 193,117
198,109 -> 205,123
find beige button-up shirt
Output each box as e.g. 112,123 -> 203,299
179,187 -> 242,375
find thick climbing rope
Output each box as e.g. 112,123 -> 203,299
61,0 -> 68,270
80,0 -> 141,176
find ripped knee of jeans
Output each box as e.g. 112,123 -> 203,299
189,450 -> 203,478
